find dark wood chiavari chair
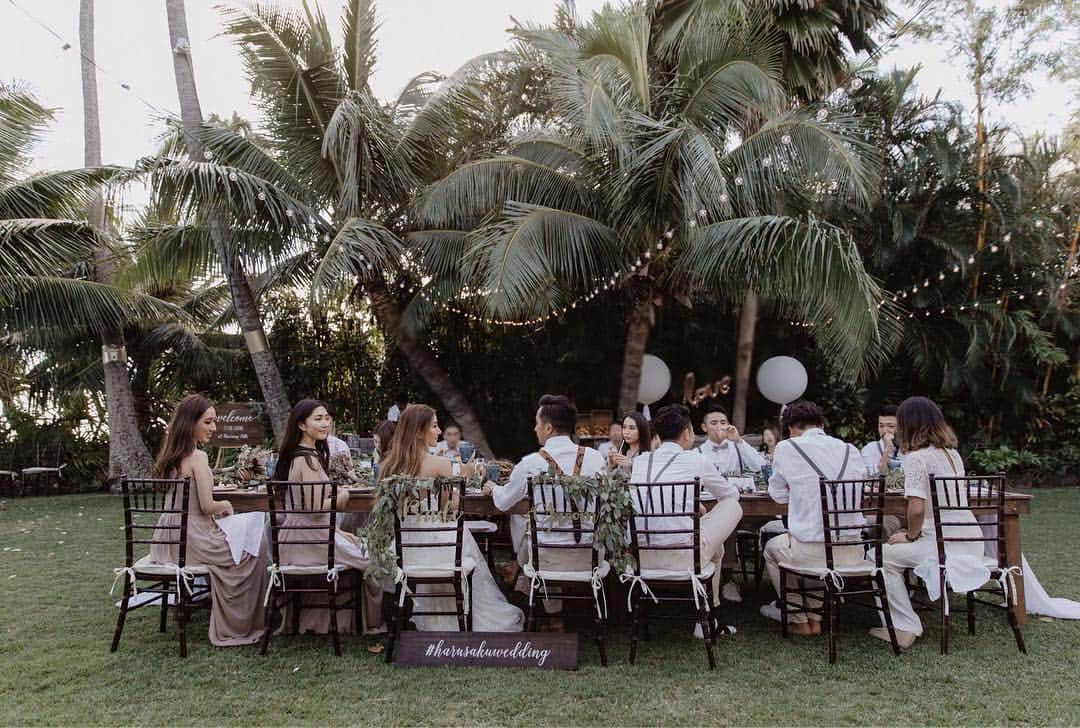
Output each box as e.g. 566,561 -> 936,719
261,480 -> 363,657
525,475 -> 609,666
110,477 -> 211,658
625,478 -> 718,669
778,476 -> 901,663
384,478 -> 473,663
928,472 -> 1026,655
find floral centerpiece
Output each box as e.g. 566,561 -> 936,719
214,445 -> 272,485
884,467 -> 905,492
327,452 -> 374,486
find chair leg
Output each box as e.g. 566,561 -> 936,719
110,580 -> 131,652
259,591 -> 275,655
467,574 -> 474,632
354,575 -> 364,636
385,586 -> 405,664
940,575 -> 950,656
595,607 -> 608,667
967,591 -> 976,635
779,567 -> 790,639
824,586 -> 836,664
628,594 -> 640,665
291,593 -> 301,636
1005,583 -> 1027,654
875,571 -> 902,656
455,577 -> 466,633
159,592 -> 169,633
328,584 -> 342,657
527,591 -> 537,633
177,591 -> 189,659
698,596 -> 716,670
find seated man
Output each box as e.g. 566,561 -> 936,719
629,404 -> 743,627
761,401 -> 866,635
486,395 -> 605,590
696,405 -> 767,474
695,404 -> 769,604
436,422 -> 464,461
861,405 -> 904,475
596,422 -> 623,459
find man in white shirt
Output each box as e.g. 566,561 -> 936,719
435,422 -> 464,461
696,405 -> 768,474
486,394 -> 605,574
629,404 -> 743,614
861,405 -> 903,475
762,401 -> 866,635
596,422 -> 623,459
386,392 -> 407,423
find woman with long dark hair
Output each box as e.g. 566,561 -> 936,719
609,411 -> 651,471
274,399 -> 384,642
149,394 -> 267,646
874,396 -> 984,649
380,404 -> 523,632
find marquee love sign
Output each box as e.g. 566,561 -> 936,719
394,632 -> 578,670
209,402 -> 265,447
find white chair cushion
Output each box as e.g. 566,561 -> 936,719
403,556 -> 477,579
778,560 -> 878,578
277,563 -> 359,577
634,561 -> 716,581
465,520 -> 499,534
132,555 -> 209,577
525,560 -> 610,583
22,465 -> 65,475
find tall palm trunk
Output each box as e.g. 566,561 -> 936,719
165,0 -> 289,439
731,289 -> 758,432
367,281 -> 493,458
617,296 -> 653,415
81,0 -> 153,482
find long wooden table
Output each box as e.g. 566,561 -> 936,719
216,487 -> 1033,624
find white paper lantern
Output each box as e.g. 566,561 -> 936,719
756,356 -> 808,405
637,354 -> 671,405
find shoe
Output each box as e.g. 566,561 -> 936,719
869,626 -> 918,649
693,620 -> 736,639
721,580 -> 743,603
759,602 -> 782,622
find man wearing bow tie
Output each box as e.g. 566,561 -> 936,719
696,406 -> 767,475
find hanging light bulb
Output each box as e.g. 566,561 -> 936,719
967,256 -> 975,264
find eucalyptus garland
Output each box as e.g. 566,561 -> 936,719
529,469 -> 636,572
361,475 -> 465,581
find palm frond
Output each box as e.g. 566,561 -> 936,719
342,0 -> 378,91
0,218 -> 103,279
0,166 -> 128,220
0,83 -> 55,187
309,216 -> 404,304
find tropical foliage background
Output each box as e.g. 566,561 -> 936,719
1,0 -> 1077,488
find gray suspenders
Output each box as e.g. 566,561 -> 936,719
696,442 -> 745,472
789,440 -> 853,480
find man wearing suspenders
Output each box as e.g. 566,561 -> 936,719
629,405 -> 743,631
487,395 -> 605,588
761,401 -> 866,635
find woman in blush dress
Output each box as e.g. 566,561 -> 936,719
149,394 -> 267,646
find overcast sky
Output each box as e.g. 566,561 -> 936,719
1,0 -> 1071,175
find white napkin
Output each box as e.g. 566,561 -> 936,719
215,512 -> 265,565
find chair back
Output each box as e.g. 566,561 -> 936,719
929,473 -> 1006,567
818,476 -> 886,569
393,478 -> 466,572
526,475 -> 600,571
626,479 -> 702,575
119,476 -> 191,569
265,480 -> 339,570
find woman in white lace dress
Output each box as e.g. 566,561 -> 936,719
379,404 -> 523,632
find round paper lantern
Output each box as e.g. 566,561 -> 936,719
637,354 -> 672,405
756,356 -> 808,405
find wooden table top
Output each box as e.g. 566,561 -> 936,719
215,487 -> 1032,517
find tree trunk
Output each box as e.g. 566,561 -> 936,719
731,289 -> 758,432
165,0 -> 290,439
82,0 -> 154,483
368,281 -> 493,458
969,0 -> 988,301
618,297 -> 654,416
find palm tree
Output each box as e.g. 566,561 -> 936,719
416,4 -> 899,416
80,0 -> 153,479
163,0 -> 292,438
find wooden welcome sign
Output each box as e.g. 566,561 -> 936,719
209,402 -> 265,447
394,632 -> 578,670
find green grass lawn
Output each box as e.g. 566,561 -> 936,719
2,489 -> 1079,726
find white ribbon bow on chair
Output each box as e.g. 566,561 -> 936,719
394,567 -> 413,607
820,568 -> 847,592
109,566 -> 138,597
527,569 -> 550,608
326,565 -> 344,591
264,563 -> 284,607
997,565 -> 1023,606
173,564 -> 195,600
590,568 -> 608,619
687,570 -> 708,611
619,573 -> 658,613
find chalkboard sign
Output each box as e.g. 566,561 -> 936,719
209,402 -> 265,447
394,632 -> 578,670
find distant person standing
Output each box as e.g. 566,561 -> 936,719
596,422 -> 624,459
387,392 -> 407,423
861,405 -> 903,475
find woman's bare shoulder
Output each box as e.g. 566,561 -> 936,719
420,454 -> 453,477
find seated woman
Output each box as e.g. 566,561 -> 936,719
273,399 -> 384,645
379,404 -> 524,632
149,394 -> 267,646
609,411 -> 651,472
875,396 -> 984,648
